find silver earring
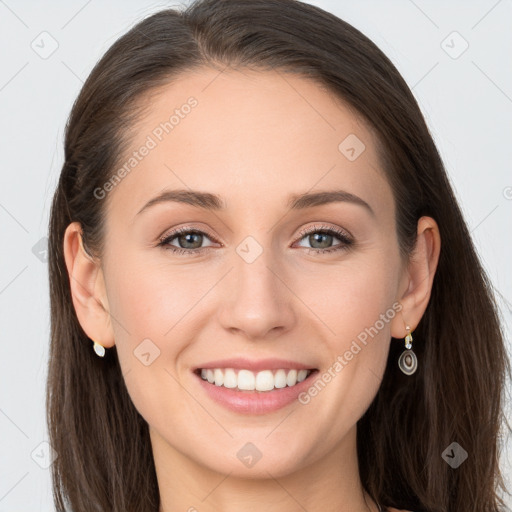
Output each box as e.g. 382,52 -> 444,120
398,325 -> 417,375
93,341 -> 106,357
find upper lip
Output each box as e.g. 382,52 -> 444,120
194,358 -> 317,373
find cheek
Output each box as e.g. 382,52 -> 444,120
101,253 -> 182,400
106,249 -> 202,343
292,257 -> 399,440
104,255 -> 200,427
294,252 -> 400,346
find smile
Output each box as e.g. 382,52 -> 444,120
193,367 -> 319,415
196,368 -> 315,392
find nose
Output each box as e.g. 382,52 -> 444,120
217,246 -> 297,341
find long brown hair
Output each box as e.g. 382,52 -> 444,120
46,0 -> 511,510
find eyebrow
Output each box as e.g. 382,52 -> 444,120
136,189 -> 226,216
136,188 -> 375,217
287,189 -> 375,217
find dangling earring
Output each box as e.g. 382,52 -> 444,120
93,340 -> 106,357
398,325 -> 417,375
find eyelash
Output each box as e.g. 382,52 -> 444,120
157,224 -> 354,256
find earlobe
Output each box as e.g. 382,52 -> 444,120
391,216 -> 441,338
63,222 -> 115,348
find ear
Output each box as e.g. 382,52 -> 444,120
63,221 -> 115,348
390,216 -> 441,338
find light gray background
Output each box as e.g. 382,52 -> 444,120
1,0 -> 511,510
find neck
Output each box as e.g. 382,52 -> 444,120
152,425 -> 379,512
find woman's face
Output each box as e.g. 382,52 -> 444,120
99,67 -> 409,477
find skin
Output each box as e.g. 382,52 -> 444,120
63,67 -> 440,512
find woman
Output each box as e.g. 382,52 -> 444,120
46,0 -> 511,510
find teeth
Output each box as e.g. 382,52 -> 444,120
223,368 -> 237,388
286,369 -> 297,386
214,368 -> 224,386
199,368 -> 312,391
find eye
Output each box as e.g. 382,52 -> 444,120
158,227 -> 217,256
157,223 -> 354,256
294,224 -> 354,254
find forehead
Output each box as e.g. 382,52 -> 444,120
105,67 -> 393,221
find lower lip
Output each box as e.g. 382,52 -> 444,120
193,370 -> 318,414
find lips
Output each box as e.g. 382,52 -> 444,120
193,357 -> 316,373
191,357 -> 319,414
